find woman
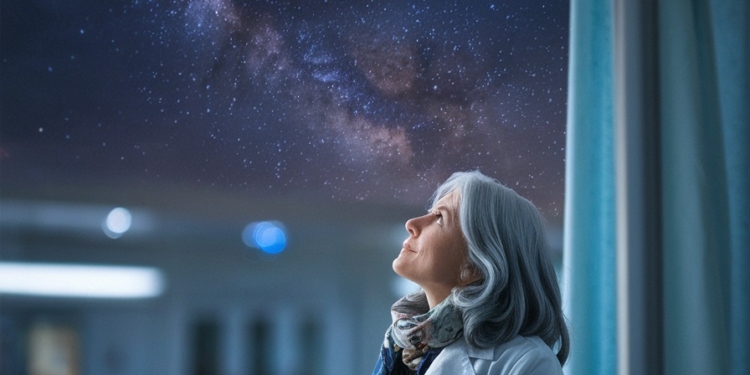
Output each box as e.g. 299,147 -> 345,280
372,171 -> 569,375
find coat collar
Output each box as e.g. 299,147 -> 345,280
425,338 -> 495,375
465,339 -> 496,361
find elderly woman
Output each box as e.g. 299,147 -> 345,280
372,171 -> 569,375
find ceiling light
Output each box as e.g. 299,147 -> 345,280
0,262 -> 165,299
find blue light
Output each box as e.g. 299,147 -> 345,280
242,221 -> 287,254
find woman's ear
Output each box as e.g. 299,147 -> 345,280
458,262 -> 483,286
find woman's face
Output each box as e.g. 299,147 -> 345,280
393,190 -> 468,295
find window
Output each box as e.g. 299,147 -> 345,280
1,0 -> 568,219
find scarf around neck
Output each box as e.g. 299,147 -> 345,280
388,293 -> 463,371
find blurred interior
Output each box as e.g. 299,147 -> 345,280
0,181 -> 562,375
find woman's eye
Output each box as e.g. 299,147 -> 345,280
434,213 -> 443,225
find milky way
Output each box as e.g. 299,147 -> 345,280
0,0 -> 568,217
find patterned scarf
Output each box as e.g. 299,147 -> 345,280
379,292 -> 463,373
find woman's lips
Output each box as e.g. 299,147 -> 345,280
402,241 -> 416,252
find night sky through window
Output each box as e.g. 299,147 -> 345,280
1,0 -> 569,218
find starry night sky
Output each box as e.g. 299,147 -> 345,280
1,0 -> 569,218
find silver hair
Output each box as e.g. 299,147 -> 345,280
430,171 -> 570,365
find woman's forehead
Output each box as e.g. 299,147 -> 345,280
432,190 -> 461,211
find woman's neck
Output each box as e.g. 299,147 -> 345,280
424,287 -> 452,309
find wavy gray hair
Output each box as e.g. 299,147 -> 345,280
432,171 -> 569,364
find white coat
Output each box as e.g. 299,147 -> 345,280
425,335 -> 563,375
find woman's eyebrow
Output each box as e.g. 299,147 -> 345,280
431,205 -> 453,218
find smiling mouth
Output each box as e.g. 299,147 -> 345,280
402,241 -> 416,253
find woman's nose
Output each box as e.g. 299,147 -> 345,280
405,217 -> 418,236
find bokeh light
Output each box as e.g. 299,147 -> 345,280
242,221 -> 287,254
103,207 -> 132,239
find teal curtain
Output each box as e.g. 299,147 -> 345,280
563,0 -> 748,374
562,0 -> 617,373
710,1 -> 750,373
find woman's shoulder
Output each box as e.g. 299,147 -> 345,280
428,336 -> 562,375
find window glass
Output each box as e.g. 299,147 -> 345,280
1,0 -> 568,218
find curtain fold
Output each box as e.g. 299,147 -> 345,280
562,0 -> 616,373
659,1 -> 730,373
710,1 -> 750,374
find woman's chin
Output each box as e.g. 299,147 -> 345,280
392,257 -> 410,278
